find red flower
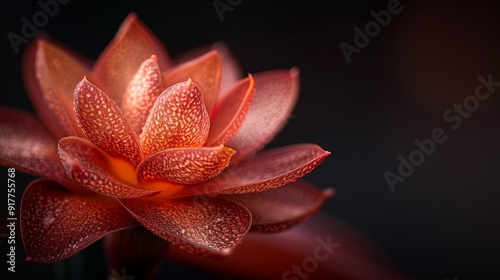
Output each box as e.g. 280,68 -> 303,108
0,13 -> 332,263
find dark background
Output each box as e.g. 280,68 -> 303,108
2,0 -> 500,279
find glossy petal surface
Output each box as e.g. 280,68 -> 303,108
164,51 -> 221,115
168,144 -> 330,197
228,69 -> 299,162
74,78 -> 143,166
92,13 -> 171,103
58,137 -> 158,198
120,197 -> 251,259
206,75 -> 255,146
138,145 -> 235,185
121,55 -> 166,134
21,179 -> 139,263
140,80 -> 210,157
227,180 -> 334,232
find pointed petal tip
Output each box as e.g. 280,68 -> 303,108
25,257 -> 32,262
323,188 -> 335,198
290,67 -> 300,77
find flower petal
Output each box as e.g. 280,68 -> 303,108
58,137 -> 158,199
140,80 -> 210,157
120,197 -> 251,260
25,39 -> 89,139
0,107 -> 86,193
92,13 -> 172,103
228,69 -> 300,162
74,78 -> 143,166
21,178 -> 139,263
174,42 -> 242,99
168,144 -> 330,198
164,50 -> 221,116
121,55 -> 167,134
206,75 -> 255,146
227,180 -> 334,232
137,145 -> 235,185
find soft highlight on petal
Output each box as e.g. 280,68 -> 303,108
121,55 -> 167,134
164,50 -> 221,116
92,13 -> 172,103
74,78 -> 143,166
206,74 -> 255,146
138,145 -> 235,185
140,80 -> 210,157
168,144 -> 330,198
120,197 -> 251,260
227,180 -> 334,232
21,179 -> 139,263
228,68 -> 300,162
58,137 -> 158,199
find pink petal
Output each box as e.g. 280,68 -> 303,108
227,180 -> 334,232
74,78 -> 143,166
58,137 -> 158,199
228,69 -> 300,162
168,144 -> 330,198
120,197 -> 251,260
174,42 -> 242,99
121,55 -> 167,134
24,39 -> 89,139
92,13 -> 172,104
206,75 -> 255,146
167,213 -> 413,280
164,50 -> 221,116
139,80 -> 210,157
137,145 -> 235,185
0,107 -> 87,193
21,178 -> 139,263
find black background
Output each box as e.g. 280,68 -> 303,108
2,0 -> 500,279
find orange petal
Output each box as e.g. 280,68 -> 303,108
21,178 -> 139,263
0,107 -> 88,194
139,80 -> 210,157
25,39 -> 89,139
206,74 -> 255,146
120,197 -> 251,260
58,137 -> 158,199
174,42 -> 242,100
228,68 -> 300,162
92,13 -> 172,104
227,180 -> 334,232
168,144 -> 330,198
121,55 -> 167,134
137,145 -> 235,185
74,78 -> 143,166
164,50 -> 221,116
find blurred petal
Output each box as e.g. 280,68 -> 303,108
168,144 -> 330,198
140,80 -> 210,157
92,13 -> 172,103
0,107 -> 86,193
174,42 -> 242,99
166,213 -> 414,280
137,145 -> 235,185
206,75 -> 255,146
120,197 -> 251,260
26,40 -> 89,138
164,50 -> 221,116
227,180 -> 334,232
21,178 -> 139,263
58,137 -> 158,199
74,78 -> 143,166
228,69 -> 300,162
121,55 -> 166,134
